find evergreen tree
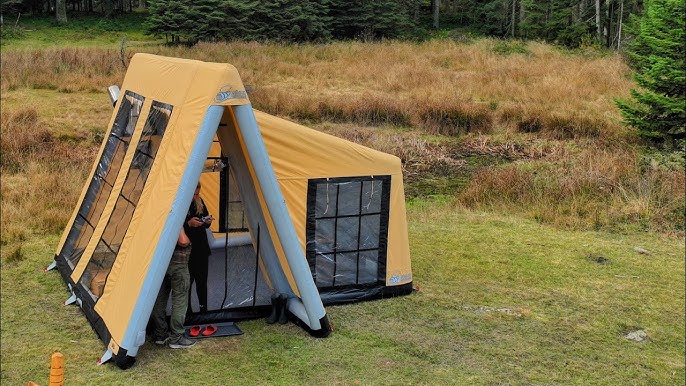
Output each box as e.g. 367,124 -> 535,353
520,0 -> 591,47
328,0 -> 419,40
616,0 -> 685,145
217,0 -> 259,41
146,0 -> 192,43
251,0 -> 331,42
478,0 -> 510,36
147,0 -> 231,43
191,0 -> 226,42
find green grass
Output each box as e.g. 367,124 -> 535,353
1,14 -> 159,50
1,28 -> 684,384
2,203 -> 683,385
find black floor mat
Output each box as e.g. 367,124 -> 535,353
184,322 -> 243,339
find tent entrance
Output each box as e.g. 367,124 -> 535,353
187,234 -> 272,323
185,148 -> 272,325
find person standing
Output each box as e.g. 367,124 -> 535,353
185,183 -> 213,313
151,228 -> 196,349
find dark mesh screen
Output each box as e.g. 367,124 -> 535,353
226,167 -> 248,232
306,176 -> 391,288
79,101 -> 172,300
58,91 -> 144,270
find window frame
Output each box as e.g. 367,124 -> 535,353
305,175 -> 391,290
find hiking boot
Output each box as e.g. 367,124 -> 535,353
153,335 -> 169,345
266,293 -> 281,324
168,336 -> 196,349
278,294 -> 289,324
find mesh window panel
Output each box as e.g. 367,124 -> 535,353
223,165 -> 248,233
315,252 -> 335,287
306,176 -> 391,289
58,91 -> 144,270
358,250 -> 379,284
222,168 -> 248,232
206,153 -> 248,233
78,101 -> 172,300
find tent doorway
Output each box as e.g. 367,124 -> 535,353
186,152 -> 273,325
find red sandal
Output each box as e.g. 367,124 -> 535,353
202,324 -> 218,336
189,325 -> 201,337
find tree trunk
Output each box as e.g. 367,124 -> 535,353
511,0 -> 516,37
432,0 -> 440,29
606,0 -> 612,47
103,0 -> 114,17
616,0 -> 623,49
595,0 -> 601,40
138,0 -> 146,8
56,0 -> 67,24
519,1 -> 525,26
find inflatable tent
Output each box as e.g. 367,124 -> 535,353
50,54 -> 412,368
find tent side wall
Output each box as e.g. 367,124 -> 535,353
232,105 -> 329,332
103,106 -> 223,360
254,111 -> 413,303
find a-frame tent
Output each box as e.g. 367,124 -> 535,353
51,53 -> 413,369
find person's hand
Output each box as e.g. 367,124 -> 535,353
204,216 -> 213,225
188,217 -> 204,227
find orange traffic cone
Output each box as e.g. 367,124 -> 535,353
49,352 -> 64,386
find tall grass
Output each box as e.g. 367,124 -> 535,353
457,145 -> 685,233
1,107 -> 92,260
1,39 -> 682,239
0,47 -> 127,92
1,39 -> 634,138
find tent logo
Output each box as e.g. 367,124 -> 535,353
215,85 -> 248,103
389,273 -> 412,284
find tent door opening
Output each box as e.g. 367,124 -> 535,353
186,143 -> 272,325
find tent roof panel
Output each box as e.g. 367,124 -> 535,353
121,54 -> 249,107
255,110 -> 402,180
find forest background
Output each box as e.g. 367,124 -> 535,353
1,0 -> 685,385
3,0 -> 644,48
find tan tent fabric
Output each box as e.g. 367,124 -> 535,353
200,110 -> 412,286
93,55 -> 251,342
52,54 -> 411,367
254,111 -> 412,285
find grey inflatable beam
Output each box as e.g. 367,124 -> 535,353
232,104 -> 326,331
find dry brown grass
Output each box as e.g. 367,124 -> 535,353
1,105 -> 92,259
1,39 -> 681,248
457,145 -> 685,233
1,47 -> 127,93
1,39 -> 634,138
315,123 -> 459,179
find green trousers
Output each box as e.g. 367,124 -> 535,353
151,262 -> 190,341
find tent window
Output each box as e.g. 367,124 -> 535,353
223,165 -> 248,233
57,91 -> 144,271
78,101 -> 172,300
306,176 -> 390,288
202,135 -> 247,233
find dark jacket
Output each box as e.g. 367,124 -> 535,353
184,199 -> 211,258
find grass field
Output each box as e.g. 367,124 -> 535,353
1,18 -> 684,384
2,203 -> 684,385
1,13 -> 157,50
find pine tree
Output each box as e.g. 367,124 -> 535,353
217,1 -> 258,41
146,0 -> 191,43
519,0 -> 592,46
191,0 -> 226,42
328,0 -> 419,40
616,0 -> 685,145
251,0 -> 330,42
